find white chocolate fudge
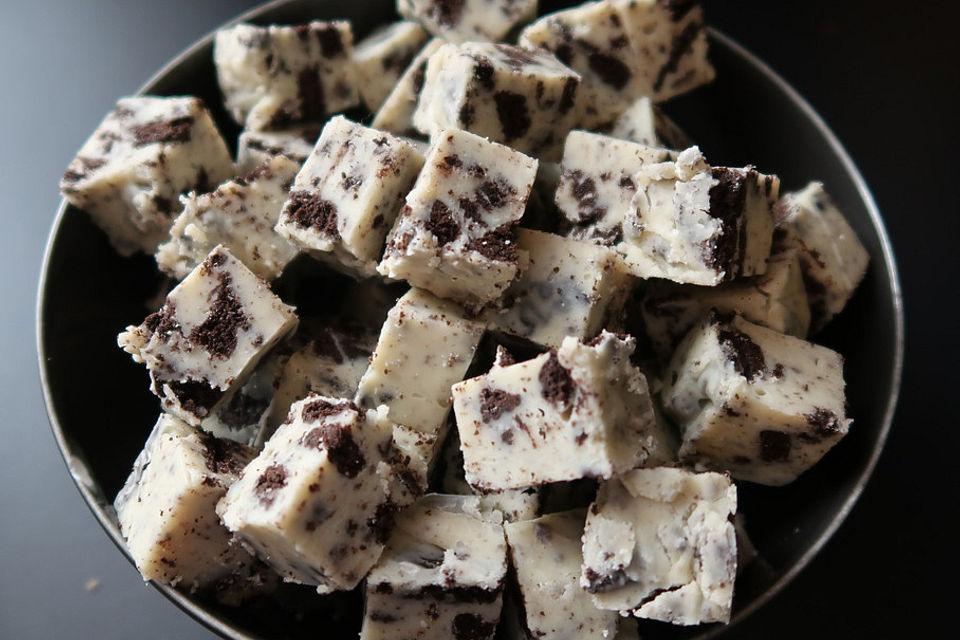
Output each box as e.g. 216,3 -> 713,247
355,289 -> 485,450
488,229 -> 632,349
555,130 -> 675,245
617,146 -> 779,285
453,331 -> 671,491
398,0 -> 538,43
774,181 -> 869,331
413,42 -> 582,160
660,313 -> 851,485
642,247 -> 811,360
581,467 -> 737,625
379,129 -> 537,309
372,38 -> 445,136
610,95 -> 692,149
505,510 -> 620,639
217,395 -> 399,592
118,246 -> 298,426
156,156 -> 301,281
59,96 -> 234,256
114,414 -> 269,603
214,21 -> 358,131
235,125 -> 321,173
353,20 -> 430,112
360,494 -> 507,640
275,116 -> 425,275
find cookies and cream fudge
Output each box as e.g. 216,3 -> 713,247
353,20 -> 429,112
378,128 -> 537,309
235,125 -> 321,173
581,467 -> 737,625
60,96 -> 234,256
505,510 -> 620,639
214,21 -> 357,131
642,247 -> 811,360
355,288 -> 485,455
488,229 -> 632,349
453,331 -> 671,492
156,156 -> 301,281
413,42 -> 582,160
610,95 -> 692,149
660,313 -> 851,485
774,181 -> 869,331
114,414 -> 268,602
275,116 -> 425,276
398,0 -> 538,43
555,130 -> 675,245
360,494 -> 508,640
118,245 -> 298,426
617,146 -> 779,285
371,37 -> 445,136
217,395 -> 399,592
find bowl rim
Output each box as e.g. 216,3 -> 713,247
36,2 -> 905,638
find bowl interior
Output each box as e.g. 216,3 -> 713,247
38,1 -> 902,638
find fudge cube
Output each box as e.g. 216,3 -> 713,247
610,95 -> 693,149
398,0 -> 538,43
236,125 -> 321,173
555,130 -> 675,245
355,288 -> 485,452
505,510 -> 620,639
118,245 -> 298,426
114,414 -> 270,602
275,116 -> 425,276
372,37 -> 445,136
642,247 -> 811,360
617,146 -> 779,285
353,20 -> 430,112
59,96 -> 234,256
452,331 -> 672,491
487,229 -> 633,349
660,313 -> 851,485
581,467 -> 737,625
214,21 -> 358,131
774,181 -> 869,331
156,156 -> 301,281
379,128 -> 537,309
360,494 -> 508,640
413,42 -> 582,160
217,395 -> 399,592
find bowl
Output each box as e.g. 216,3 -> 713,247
37,1 -> 904,638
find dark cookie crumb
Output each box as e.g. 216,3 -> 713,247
132,116 -> 194,146
254,464 -> 288,505
479,387 -> 522,422
286,192 -> 339,237
539,352 -> 575,407
758,430 -> 791,462
425,200 -> 460,245
717,325 -> 765,381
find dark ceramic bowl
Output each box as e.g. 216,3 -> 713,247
37,1 -> 904,638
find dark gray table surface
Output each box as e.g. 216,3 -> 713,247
2,1 -> 956,637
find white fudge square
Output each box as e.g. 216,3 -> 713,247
505,510 -> 620,639
214,21 -> 358,131
275,116 -> 425,276
156,155 -> 301,281
774,181 -> 869,331
353,20 -> 429,112
235,125 -> 321,173
398,0 -> 538,43
660,313 -> 851,485
371,37 -> 445,136
413,42 -> 582,161
555,130 -> 676,245
487,229 -> 633,349
118,245 -> 298,426
360,494 -> 508,640
355,288 -> 485,451
453,331 -> 672,492
379,128 -> 537,309
581,467 -> 737,625
59,96 -> 234,256
642,247 -> 811,360
114,414 -> 269,603
217,395 -> 399,592
617,146 -> 779,285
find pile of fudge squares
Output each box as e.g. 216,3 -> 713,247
59,0 -> 870,636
